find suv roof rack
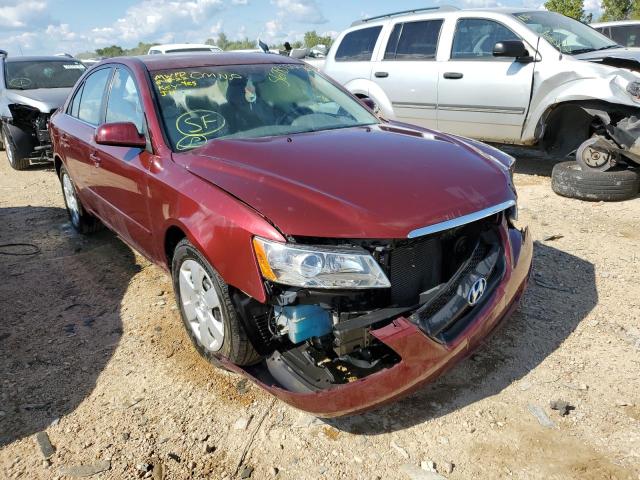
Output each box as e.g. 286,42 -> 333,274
351,6 -> 460,26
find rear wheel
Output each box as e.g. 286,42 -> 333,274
172,239 -> 262,366
551,161 -> 640,202
2,124 -> 30,170
59,165 -> 102,233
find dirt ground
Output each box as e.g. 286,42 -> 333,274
0,148 -> 639,480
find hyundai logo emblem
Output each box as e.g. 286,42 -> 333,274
467,277 -> 487,306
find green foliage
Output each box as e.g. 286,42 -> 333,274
206,33 -> 255,51
94,45 -> 126,58
303,31 -> 333,49
544,0 -> 586,20
601,0 -> 632,20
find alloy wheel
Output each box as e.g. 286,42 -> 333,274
62,173 -> 80,227
178,259 -> 225,352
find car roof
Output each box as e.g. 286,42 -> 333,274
591,20 -> 640,27
101,53 -> 302,71
351,6 -> 537,27
4,56 -> 82,63
150,43 -> 219,50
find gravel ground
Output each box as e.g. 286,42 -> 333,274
0,149 -> 639,480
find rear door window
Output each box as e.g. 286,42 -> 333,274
451,18 -> 520,59
335,26 -> 383,62
78,67 -> 112,125
384,20 -> 444,60
68,84 -> 84,117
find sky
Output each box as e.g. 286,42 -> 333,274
0,0 -> 602,56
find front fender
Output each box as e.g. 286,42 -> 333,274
343,78 -> 395,119
524,69 -> 640,142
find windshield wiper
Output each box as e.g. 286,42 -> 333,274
571,44 -> 621,55
595,44 -> 622,51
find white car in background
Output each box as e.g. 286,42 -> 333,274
147,43 -> 222,55
322,7 -> 640,193
592,20 -> 640,48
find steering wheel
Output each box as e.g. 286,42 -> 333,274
276,106 -> 313,126
9,77 -> 32,89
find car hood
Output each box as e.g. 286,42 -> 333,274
3,88 -> 71,113
574,47 -> 640,72
174,125 -> 515,239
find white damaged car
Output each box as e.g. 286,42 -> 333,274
323,8 -> 640,200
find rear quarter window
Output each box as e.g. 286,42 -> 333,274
335,26 -> 383,62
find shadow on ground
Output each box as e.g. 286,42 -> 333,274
500,145 -> 566,177
0,206 -> 138,446
326,241 -> 597,434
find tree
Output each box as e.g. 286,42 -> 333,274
208,32 -> 229,50
95,45 -> 126,58
126,42 -> 156,56
303,30 -> 333,49
601,0 -> 632,20
544,0 -> 585,20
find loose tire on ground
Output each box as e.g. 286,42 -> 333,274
59,165 -> 103,234
172,238 -> 262,367
551,161 -> 640,202
2,123 -> 31,170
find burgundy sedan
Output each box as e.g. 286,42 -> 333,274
50,54 -> 532,417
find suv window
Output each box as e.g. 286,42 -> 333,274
106,68 -> 144,133
335,26 -> 382,62
611,24 -> 640,47
384,20 -> 444,60
451,18 -> 519,59
78,67 -> 112,125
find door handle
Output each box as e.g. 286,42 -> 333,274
443,72 -> 464,79
89,152 -> 101,167
374,72 -> 389,78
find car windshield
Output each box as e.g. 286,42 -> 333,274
4,60 -> 86,90
514,11 -> 619,55
151,63 -> 378,151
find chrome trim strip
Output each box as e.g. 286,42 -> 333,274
393,102 -> 437,110
438,104 -> 525,114
407,200 -> 516,239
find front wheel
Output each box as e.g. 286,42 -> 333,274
2,123 -> 30,170
172,239 -> 262,366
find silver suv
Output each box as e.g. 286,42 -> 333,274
323,7 -> 640,173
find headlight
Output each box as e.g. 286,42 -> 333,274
253,237 -> 391,289
627,81 -> 640,102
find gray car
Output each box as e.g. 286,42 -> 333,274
0,51 -> 86,169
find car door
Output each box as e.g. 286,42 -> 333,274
370,19 -> 444,129
90,66 -> 154,257
436,18 -> 535,142
59,66 -> 113,211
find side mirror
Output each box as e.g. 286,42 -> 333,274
359,97 -> 376,111
95,122 -> 146,148
493,40 -> 532,62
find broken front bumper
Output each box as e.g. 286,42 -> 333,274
226,224 -> 533,417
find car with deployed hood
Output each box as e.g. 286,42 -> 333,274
49,53 -> 532,416
323,7 -> 640,200
0,51 -> 86,169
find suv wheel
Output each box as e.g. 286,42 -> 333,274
2,124 -> 30,170
59,165 -> 103,233
551,161 -> 640,202
172,239 -> 262,366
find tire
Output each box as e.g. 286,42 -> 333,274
172,239 -> 262,366
551,161 -> 640,202
2,123 -> 30,170
59,165 -> 103,234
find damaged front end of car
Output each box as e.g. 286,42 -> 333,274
4,103 -> 55,161
225,204 -> 532,417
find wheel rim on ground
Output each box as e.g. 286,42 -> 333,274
62,173 -> 80,226
577,137 -> 613,171
3,131 -> 14,165
179,259 -> 225,352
